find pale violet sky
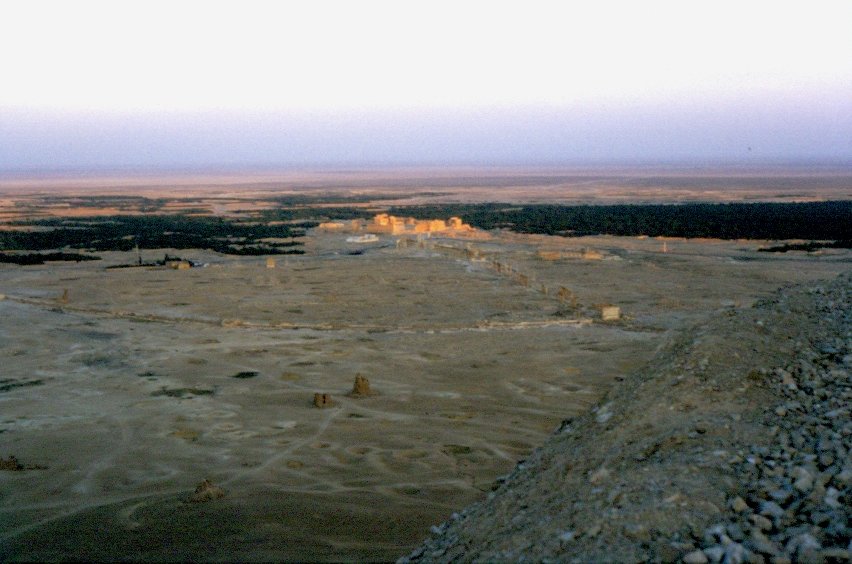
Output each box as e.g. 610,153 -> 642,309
1,0 -> 851,170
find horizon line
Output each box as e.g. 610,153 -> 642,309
3,157 -> 852,179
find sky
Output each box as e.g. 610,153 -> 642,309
1,0 -> 851,170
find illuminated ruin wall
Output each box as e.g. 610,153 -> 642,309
366,214 -> 473,235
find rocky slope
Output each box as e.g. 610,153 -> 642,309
402,272 -> 851,563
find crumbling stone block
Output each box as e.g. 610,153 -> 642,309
601,305 -> 621,321
313,393 -> 334,408
349,374 -> 373,397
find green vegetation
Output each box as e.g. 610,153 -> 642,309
3,199 -> 849,260
0,252 -> 100,265
0,379 -> 45,393
0,215 -> 310,255
105,253 -> 193,269
758,240 -> 852,253
150,387 -> 215,398
389,201 -> 851,240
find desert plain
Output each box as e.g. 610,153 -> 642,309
0,167 -> 850,561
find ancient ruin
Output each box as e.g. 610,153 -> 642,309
536,250 -> 562,261
3,170 -> 850,563
313,392 -> 335,408
366,214 -> 474,235
348,374 -> 374,397
600,305 -> 621,321
189,479 -> 225,502
346,234 -> 379,243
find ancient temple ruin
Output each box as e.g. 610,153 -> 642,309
348,374 -> 374,397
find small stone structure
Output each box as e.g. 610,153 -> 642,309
600,305 -> 621,321
537,250 -> 562,261
346,234 -> 379,243
448,217 -> 465,230
581,249 -> 604,260
190,479 -> 225,502
59,289 -> 69,304
348,374 -> 374,397
266,258 -> 276,269
313,393 -> 334,408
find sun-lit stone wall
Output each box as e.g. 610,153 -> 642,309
366,214 -> 472,235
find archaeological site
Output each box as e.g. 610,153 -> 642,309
0,168 -> 849,562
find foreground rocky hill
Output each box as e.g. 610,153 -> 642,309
403,272 -> 851,563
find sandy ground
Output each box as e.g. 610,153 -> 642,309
1,226 -> 850,561
1,166 -> 850,221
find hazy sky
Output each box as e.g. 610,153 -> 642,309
1,0 -> 850,170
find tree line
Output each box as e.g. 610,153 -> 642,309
388,201 -> 851,240
0,215 -> 312,255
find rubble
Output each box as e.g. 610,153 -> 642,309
189,479 -> 225,502
400,273 -> 851,563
